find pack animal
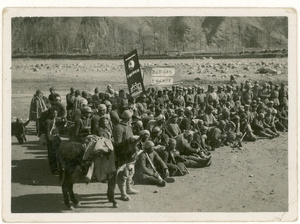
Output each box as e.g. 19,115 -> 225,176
11,118 -> 27,144
58,137 -> 140,210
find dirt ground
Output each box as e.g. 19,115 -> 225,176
10,58 -> 288,213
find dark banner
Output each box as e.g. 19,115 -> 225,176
123,49 -> 145,98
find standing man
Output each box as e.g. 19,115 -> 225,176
45,109 -> 61,174
207,86 -> 219,106
117,89 -> 129,112
72,90 -> 83,119
217,86 -> 227,105
71,106 -> 93,142
195,87 -> 206,109
279,83 -> 288,108
106,84 -> 115,99
185,87 -> 195,107
113,110 -> 139,201
91,104 -> 107,135
48,87 -> 60,104
241,84 -> 254,105
66,87 -> 75,120
29,89 -> 50,135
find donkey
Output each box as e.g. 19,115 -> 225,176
58,136 -> 140,210
11,118 -> 27,144
59,140 -> 118,210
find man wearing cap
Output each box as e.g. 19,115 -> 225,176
136,140 -> 168,186
239,112 -> 257,141
217,85 -> 226,103
232,86 -> 241,102
72,106 -> 93,142
113,110 -> 139,201
277,106 -> 288,131
241,84 -> 254,105
270,84 -> 280,108
207,120 -> 227,150
226,85 -> 233,100
185,87 -> 195,107
50,96 -> 67,132
48,87 -> 60,104
274,108 -> 288,132
199,126 -> 212,151
132,119 -> 144,136
66,87 -> 75,120
252,81 -> 260,100
73,98 -> 89,121
45,109 -> 61,174
82,91 -> 93,107
174,89 -> 185,108
110,104 -> 121,126
50,96 -> 65,115
150,127 -> 169,153
266,101 -> 275,111
29,89 -> 50,135
279,83 -> 288,108
95,116 -> 112,140
117,90 -> 128,112
91,87 -> 101,106
106,84 -> 115,99
259,83 -> 271,102
168,86 -> 176,103
162,89 -> 169,107
135,130 -> 150,152
194,87 -> 206,109
230,100 -> 242,117
252,113 -> 277,139
166,114 -> 181,138
264,108 -> 279,136
91,104 -> 107,135
179,109 -> 192,132
203,105 -> 218,127
207,86 -> 219,106
155,90 -> 165,107
72,90 -> 83,118
136,95 -> 148,117
103,100 -> 113,114
160,138 -> 187,176
176,130 -> 201,156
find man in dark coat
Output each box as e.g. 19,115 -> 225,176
48,87 -> 60,104
71,106 -> 93,142
113,110 -> 139,201
66,87 -> 75,120
160,138 -> 187,176
45,109 -> 61,174
91,104 -> 107,135
136,141 -> 169,186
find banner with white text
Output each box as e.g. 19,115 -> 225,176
123,49 -> 145,98
142,66 -> 175,86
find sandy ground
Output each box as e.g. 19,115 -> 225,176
10,58 -> 288,213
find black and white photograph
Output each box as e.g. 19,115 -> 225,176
2,6 -> 297,222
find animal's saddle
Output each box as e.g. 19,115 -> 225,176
82,135 -> 116,182
83,135 -> 114,161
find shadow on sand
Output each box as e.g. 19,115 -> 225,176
11,193 -> 119,213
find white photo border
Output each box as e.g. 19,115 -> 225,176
2,7 -> 298,222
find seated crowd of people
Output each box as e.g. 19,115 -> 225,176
28,80 -> 288,201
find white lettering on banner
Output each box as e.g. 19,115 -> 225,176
125,54 -> 136,61
150,67 -> 175,77
151,77 -> 174,85
127,69 -> 140,79
130,82 -> 143,96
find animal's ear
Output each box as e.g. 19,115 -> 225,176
16,118 -> 20,123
